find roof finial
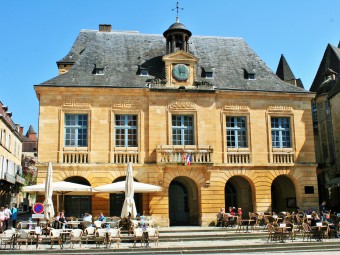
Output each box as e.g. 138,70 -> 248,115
172,1 -> 183,23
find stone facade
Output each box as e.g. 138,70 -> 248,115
34,21 -> 319,226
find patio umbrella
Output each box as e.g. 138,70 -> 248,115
120,162 -> 137,218
93,181 -> 162,193
23,181 -> 92,211
43,162 -> 54,219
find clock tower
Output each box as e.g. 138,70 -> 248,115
162,17 -> 198,87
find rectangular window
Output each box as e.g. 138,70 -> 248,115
172,115 -> 194,145
64,114 -> 88,147
271,117 -> 291,148
226,116 -> 247,148
115,115 -> 138,147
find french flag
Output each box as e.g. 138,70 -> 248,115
186,154 -> 192,166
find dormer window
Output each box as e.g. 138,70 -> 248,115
92,64 -> 105,75
323,69 -> 337,81
201,67 -> 213,79
140,69 -> 149,76
243,69 -> 256,80
94,68 -> 104,75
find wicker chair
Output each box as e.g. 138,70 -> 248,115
83,226 -> 96,244
69,229 -> 83,248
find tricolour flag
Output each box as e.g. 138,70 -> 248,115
186,153 -> 192,166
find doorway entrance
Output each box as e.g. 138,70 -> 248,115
271,175 -> 296,213
225,176 -> 253,216
169,176 -> 199,226
63,176 -> 92,218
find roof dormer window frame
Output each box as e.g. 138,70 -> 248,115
140,69 -> 149,76
243,68 -> 256,80
201,67 -> 214,79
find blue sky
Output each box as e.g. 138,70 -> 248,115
0,0 -> 339,133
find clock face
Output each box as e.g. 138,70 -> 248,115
172,64 -> 189,81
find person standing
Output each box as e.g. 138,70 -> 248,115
11,203 -> 18,229
4,204 -> 12,230
0,206 -> 5,233
320,201 -> 327,221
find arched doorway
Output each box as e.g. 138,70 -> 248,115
225,176 -> 253,216
109,176 -> 142,216
271,175 -> 296,213
64,176 -> 92,218
169,176 -> 199,226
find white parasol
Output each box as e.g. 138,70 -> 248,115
43,162 -> 54,219
93,181 -> 162,193
120,162 -> 137,218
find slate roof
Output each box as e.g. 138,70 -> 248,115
276,54 -> 296,81
310,43 -> 340,93
38,29 -> 308,94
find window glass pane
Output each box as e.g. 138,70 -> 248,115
64,114 -> 88,147
172,115 -> 194,145
115,115 -> 138,147
271,117 -> 291,148
226,116 -> 247,148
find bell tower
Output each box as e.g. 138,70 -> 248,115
163,2 -> 192,54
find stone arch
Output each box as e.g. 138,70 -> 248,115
271,174 -> 298,213
225,174 -> 256,217
168,175 -> 199,226
62,175 -> 92,218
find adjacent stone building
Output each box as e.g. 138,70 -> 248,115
310,42 -> 340,210
34,19 -> 318,226
0,101 -> 25,205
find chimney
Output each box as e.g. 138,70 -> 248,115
99,24 -> 112,32
20,127 -> 24,136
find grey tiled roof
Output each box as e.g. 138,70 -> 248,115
310,43 -> 340,93
38,29 -> 308,93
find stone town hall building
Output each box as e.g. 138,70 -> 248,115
34,18 -> 318,226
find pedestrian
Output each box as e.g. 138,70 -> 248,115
320,201 -> 327,220
4,204 -> 12,230
0,206 -> 5,233
11,203 -> 18,229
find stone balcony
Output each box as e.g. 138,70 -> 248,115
62,148 -> 89,163
224,149 -> 251,164
156,145 -> 214,164
271,149 -> 295,164
112,147 -> 139,164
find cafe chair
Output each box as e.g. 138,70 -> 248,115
147,227 -> 159,247
133,228 -> 144,247
94,221 -> 103,229
49,229 -> 62,249
70,229 -> 83,248
83,226 -> 96,244
0,229 -> 17,249
17,229 -> 34,249
94,228 -> 107,248
108,228 -> 121,248
301,223 -> 312,241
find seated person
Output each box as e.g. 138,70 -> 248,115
216,207 -> 226,226
83,212 -> 92,222
324,214 -> 339,238
58,211 -> 67,228
309,211 -> 321,226
98,212 -> 106,222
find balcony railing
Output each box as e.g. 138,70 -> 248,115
271,150 -> 295,164
225,150 -> 251,164
157,145 -> 213,164
113,147 -> 139,164
63,149 -> 89,164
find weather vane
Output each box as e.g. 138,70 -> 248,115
172,1 -> 183,21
